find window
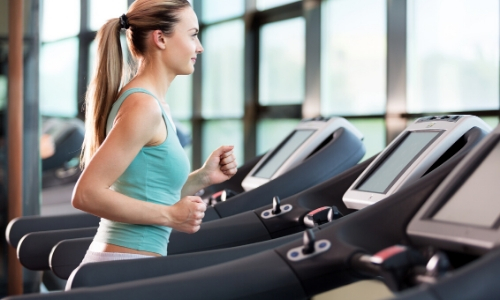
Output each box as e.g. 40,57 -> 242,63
321,0 -> 386,116
202,120 -> 243,163
259,17 -> 305,105
168,75 -> 194,166
35,0 -> 499,170
257,119 -> 300,155
407,0 -> 499,113
481,117 -> 499,129
257,0 -> 299,11
346,118 -> 386,161
175,120 -> 194,168
0,75 -> 7,110
201,20 -> 244,118
168,75 -> 193,120
200,17 -> 245,165
40,38 -> 79,117
89,0 -> 128,31
202,0 -> 244,24
40,0 -> 81,117
41,0 -> 80,42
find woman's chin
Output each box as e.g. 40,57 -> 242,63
177,67 -> 195,76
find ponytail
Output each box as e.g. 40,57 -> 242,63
81,19 -> 124,168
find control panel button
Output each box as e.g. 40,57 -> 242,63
287,239 -> 331,261
287,229 -> 331,261
261,196 -> 293,219
272,196 -> 281,214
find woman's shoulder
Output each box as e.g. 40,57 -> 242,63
112,89 -> 163,131
117,88 -> 161,114
106,91 -> 163,147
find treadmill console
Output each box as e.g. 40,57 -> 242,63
343,115 -> 491,210
241,117 -> 364,191
408,125 -> 500,255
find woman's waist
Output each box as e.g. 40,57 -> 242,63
98,218 -> 172,234
89,241 -> 161,257
94,222 -> 171,256
109,186 -> 181,206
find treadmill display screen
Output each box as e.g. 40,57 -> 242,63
253,130 -> 315,179
357,131 -> 441,194
433,141 -> 500,228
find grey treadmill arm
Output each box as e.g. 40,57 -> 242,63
6,213 -> 99,248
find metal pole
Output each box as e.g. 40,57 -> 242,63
302,0 -> 321,119
7,0 -> 24,295
192,0 -> 203,169
243,0 -> 257,162
386,0 -> 407,144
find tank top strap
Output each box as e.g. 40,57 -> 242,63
106,88 -> 175,135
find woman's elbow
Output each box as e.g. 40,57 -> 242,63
71,184 -> 91,211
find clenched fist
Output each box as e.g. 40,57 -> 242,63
166,196 -> 206,234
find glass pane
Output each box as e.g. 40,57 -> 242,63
89,0 -> 128,31
256,119 -> 300,155
202,0 -> 244,23
406,118 -> 418,126
321,0 -> 386,116
260,17 -> 305,105
257,0 -> 298,10
202,120 -> 243,165
167,75 -> 193,120
0,75 -> 7,110
177,120 -> 193,169
202,20 -> 244,118
481,116 -> 499,129
42,0 -> 80,42
407,0 -> 500,113
40,38 -> 79,117
346,118 -> 386,162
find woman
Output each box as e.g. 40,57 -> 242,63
72,0 -> 237,264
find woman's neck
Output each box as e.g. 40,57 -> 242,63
130,58 -> 176,101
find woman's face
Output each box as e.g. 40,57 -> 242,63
163,7 -> 204,75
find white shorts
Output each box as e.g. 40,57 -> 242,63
80,250 -> 152,265
66,250 -> 152,291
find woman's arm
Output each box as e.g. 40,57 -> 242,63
181,146 -> 238,197
72,93 -> 205,233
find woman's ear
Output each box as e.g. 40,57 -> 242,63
152,30 -> 167,50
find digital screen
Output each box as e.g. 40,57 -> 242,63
433,141 -> 500,228
357,131 -> 441,194
253,130 -> 315,179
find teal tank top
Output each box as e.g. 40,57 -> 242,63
93,88 -> 190,256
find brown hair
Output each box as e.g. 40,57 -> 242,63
81,0 -> 191,168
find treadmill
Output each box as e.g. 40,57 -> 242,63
52,115 -> 487,288
7,116 -> 365,243
18,115 -> 490,280
10,117 -> 367,274
2,121 -> 495,299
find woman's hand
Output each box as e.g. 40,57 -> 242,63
201,145 -> 238,186
166,196 -> 206,234
180,146 -> 238,198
